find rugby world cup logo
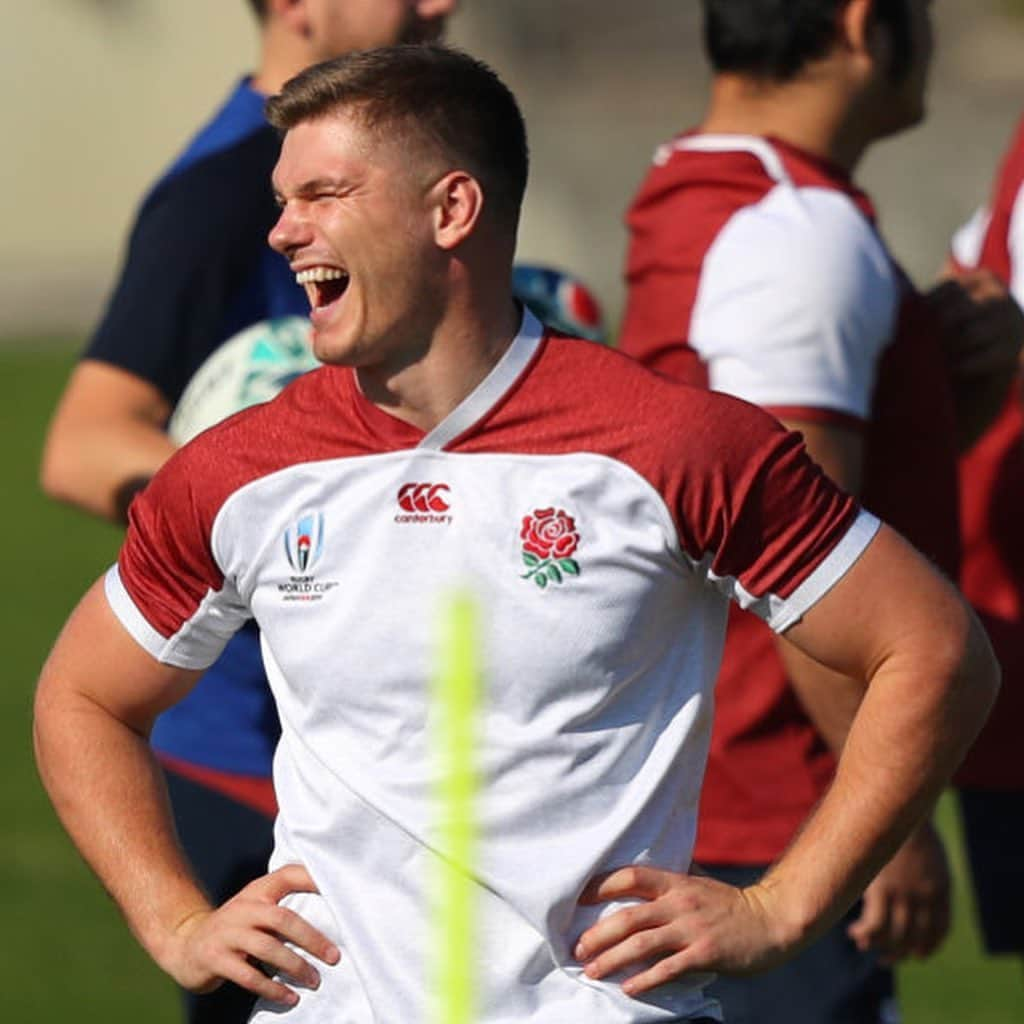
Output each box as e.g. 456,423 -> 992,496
284,510 -> 325,573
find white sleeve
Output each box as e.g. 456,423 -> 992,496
690,185 -> 899,420
1007,186 -> 1024,306
950,205 -> 990,269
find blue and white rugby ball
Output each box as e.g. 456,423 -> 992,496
167,316 -> 319,444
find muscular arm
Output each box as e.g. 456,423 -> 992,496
39,361 -> 175,522
774,419 -> 864,749
776,418 -> 950,962
576,524 -> 998,990
34,580 -> 339,1004
758,525 -> 992,947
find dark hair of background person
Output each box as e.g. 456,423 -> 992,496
246,0 -> 268,21
702,0 -> 914,82
266,44 -> 530,232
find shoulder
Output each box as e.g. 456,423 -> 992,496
134,124 -> 280,245
150,367 -> 336,507
708,185 -> 893,296
692,184 -> 900,375
535,337 -> 785,460
627,136 -> 779,256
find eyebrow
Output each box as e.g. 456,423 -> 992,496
272,176 -> 352,204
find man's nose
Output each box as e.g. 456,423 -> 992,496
268,203 -> 309,258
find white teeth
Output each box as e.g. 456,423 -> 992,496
294,267 -> 346,285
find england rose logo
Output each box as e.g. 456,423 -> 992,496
520,507 -> 581,589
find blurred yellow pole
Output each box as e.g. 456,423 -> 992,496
432,591 -> 480,1024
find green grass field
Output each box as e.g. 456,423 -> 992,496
3,343 -> 1021,1022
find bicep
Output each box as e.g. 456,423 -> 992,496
782,524 -> 968,686
36,577 -> 201,735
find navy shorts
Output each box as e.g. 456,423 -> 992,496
956,787 -> 1024,954
164,767 -> 276,1024
700,864 -> 896,1024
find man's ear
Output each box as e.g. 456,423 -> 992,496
271,0 -> 310,35
840,0 -> 883,60
431,171 -> 485,251
415,0 -> 456,16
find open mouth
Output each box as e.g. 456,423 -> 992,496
295,267 -> 350,311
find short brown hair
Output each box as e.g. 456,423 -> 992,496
245,0 -> 267,22
266,45 -> 529,232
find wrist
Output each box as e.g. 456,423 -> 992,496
149,901 -> 214,979
747,871 -> 821,955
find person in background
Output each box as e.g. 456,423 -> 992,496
944,111 -> 1024,975
619,1 -> 1020,1021
33,44 -> 998,1023
39,3 -> 456,1022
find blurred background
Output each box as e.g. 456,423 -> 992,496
5,1 -> 1024,1020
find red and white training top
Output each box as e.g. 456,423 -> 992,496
108,310 -> 876,1023
621,135 -> 960,863
950,114 -> 1024,790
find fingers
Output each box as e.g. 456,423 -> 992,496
953,267 -> 1007,302
912,886 -> 950,958
171,865 -> 342,1006
618,948 -> 703,996
575,867 -> 774,992
935,267 -> 1006,300
576,898 -> 663,962
846,870 -> 950,964
927,291 -> 1023,377
847,882 -> 889,952
254,863 -> 321,902
576,868 -> 698,988
579,865 -> 670,905
203,942 -> 309,1008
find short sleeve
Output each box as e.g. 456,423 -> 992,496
950,204 -> 989,270
106,446 -> 251,669
1007,186 -> 1024,305
690,186 -> 899,423
672,393 -> 880,632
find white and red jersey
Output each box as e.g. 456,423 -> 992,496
621,135 -> 960,862
107,310 -> 874,1023
950,115 -> 1024,791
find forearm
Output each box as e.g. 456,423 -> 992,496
40,360 -> 174,523
777,638 -> 864,753
33,686 -> 210,968
760,612 -> 997,949
40,419 -> 174,522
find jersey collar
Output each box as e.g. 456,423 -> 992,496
343,306 -> 546,451
417,306 -> 545,451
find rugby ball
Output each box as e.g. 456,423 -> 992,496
167,316 -> 319,443
512,263 -> 607,344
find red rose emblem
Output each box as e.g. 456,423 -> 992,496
519,507 -> 581,588
520,507 -> 579,560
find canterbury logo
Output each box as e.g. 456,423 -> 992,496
397,483 -> 451,513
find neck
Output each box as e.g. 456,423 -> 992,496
357,292 -> 522,434
250,23 -> 319,96
700,73 -> 873,174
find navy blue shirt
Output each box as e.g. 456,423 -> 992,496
87,79 -> 306,777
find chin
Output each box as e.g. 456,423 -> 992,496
875,102 -> 925,141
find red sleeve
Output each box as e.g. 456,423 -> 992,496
108,442 -> 249,668
668,393 -> 872,628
